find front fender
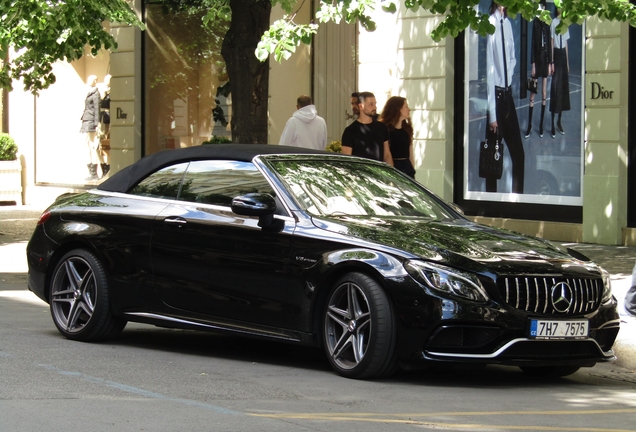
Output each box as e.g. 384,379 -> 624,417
324,248 -> 407,279
302,248 -> 414,344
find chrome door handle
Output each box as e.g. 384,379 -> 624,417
163,216 -> 187,226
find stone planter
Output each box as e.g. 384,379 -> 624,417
0,159 -> 22,204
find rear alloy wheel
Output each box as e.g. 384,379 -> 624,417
50,249 -> 126,341
519,365 -> 581,378
323,272 -> 396,379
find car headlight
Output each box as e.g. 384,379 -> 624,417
405,260 -> 489,302
600,268 -> 613,304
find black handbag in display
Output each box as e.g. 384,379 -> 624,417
478,128 -> 503,180
527,77 -> 538,94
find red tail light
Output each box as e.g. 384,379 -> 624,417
36,210 -> 51,225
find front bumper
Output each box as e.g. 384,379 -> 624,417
424,331 -> 618,366
387,278 -> 621,368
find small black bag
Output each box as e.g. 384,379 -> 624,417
479,127 -> 503,180
527,77 -> 538,94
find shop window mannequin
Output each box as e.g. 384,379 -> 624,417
99,74 -> 111,177
80,75 -> 102,180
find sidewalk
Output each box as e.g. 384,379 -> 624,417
564,242 -> 636,371
1,203 -> 634,371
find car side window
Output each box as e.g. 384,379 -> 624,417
178,160 -> 275,206
128,162 -> 189,199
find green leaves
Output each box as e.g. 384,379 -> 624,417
382,2 -> 398,13
0,0 -> 143,94
6,0 -> 636,90
430,0 -> 636,40
202,1 -> 232,25
556,0 -> 636,29
255,18 -> 318,62
261,0 -> 636,62
261,0 -> 380,62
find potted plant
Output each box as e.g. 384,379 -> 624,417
326,140 -> 342,153
202,135 -> 233,144
0,133 -> 22,205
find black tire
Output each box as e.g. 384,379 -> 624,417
519,365 -> 580,378
323,272 -> 397,379
49,249 -> 126,341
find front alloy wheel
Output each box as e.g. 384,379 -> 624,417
323,272 -> 396,379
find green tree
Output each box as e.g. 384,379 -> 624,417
157,0 -> 271,143
257,0 -> 636,61
183,0 -> 636,144
0,0 -> 143,93
2,0 -> 636,145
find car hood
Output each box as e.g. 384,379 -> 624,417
310,215 -> 600,276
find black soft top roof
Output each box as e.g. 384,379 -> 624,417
98,144 -> 332,193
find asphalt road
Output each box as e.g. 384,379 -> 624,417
1,290 -> 636,432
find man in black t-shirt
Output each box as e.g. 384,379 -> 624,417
341,92 -> 394,166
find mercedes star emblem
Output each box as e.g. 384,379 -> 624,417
551,282 -> 574,313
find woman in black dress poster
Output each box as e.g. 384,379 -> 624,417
550,7 -> 571,138
525,0 -> 551,138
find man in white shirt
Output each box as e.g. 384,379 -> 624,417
279,95 -> 327,150
485,1 -> 525,194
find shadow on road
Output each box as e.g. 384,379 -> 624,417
96,324 -> 636,388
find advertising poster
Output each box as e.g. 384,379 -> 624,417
464,0 -> 583,205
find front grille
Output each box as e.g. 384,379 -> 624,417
497,276 -> 603,316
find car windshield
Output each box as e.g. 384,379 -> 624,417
268,158 -> 456,219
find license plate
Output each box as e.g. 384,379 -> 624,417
529,319 -> 589,340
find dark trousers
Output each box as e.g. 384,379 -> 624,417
550,48 -> 571,114
486,87 -> 525,194
394,159 -> 416,178
626,285 -> 636,316
626,263 -> 636,317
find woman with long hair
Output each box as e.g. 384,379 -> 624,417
380,96 -> 416,178
525,0 -> 551,138
550,7 -> 570,137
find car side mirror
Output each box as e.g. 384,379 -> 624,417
231,193 -> 281,231
231,193 -> 276,217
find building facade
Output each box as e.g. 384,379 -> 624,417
6,1 -> 635,246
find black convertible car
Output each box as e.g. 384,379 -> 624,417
27,144 -> 620,379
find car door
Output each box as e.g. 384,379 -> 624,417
81,162 -> 189,310
150,159 -> 296,328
